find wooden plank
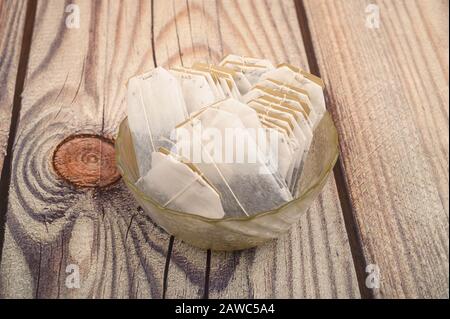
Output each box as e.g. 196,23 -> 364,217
209,183 -> 360,298
304,0 -> 449,298
0,0 -> 30,296
0,0 -> 28,171
154,0 -> 359,298
0,0 -> 172,298
1,0 -> 360,299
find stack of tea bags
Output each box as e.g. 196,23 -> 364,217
127,55 -> 326,219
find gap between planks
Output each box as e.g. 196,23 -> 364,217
294,0 -> 372,298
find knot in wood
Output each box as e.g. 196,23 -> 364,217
53,135 -> 120,188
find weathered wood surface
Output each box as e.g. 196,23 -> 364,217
0,0 -> 448,299
0,0 -> 360,299
304,0 -> 449,298
0,0 -> 171,298
0,0 -> 27,170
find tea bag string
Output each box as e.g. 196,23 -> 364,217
161,128 -> 249,216
199,136 -> 250,217
158,136 -> 214,208
238,55 -> 247,66
206,152 -> 249,216
163,173 -> 203,207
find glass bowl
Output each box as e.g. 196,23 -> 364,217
115,112 -> 339,251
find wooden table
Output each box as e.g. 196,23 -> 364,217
0,0 -> 448,299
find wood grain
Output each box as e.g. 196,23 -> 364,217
0,0 -> 361,299
151,0 -> 214,299
0,0 -> 172,298
0,0 -> 27,171
152,0 -> 360,299
304,0 -> 449,298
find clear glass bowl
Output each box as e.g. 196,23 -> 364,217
115,112 -> 339,251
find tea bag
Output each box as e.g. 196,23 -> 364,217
136,150 -> 225,219
220,62 -> 270,87
210,98 -> 289,180
209,98 -> 262,130
192,63 -> 241,100
210,98 -> 293,184
251,103 -> 302,185
212,64 -> 252,95
220,54 -> 275,69
260,65 -> 326,125
127,67 -> 188,176
173,66 -> 225,100
247,93 -> 313,156
243,86 -> 313,127
126,57 -> 327,219
170,69 -> 216,114
175,107 -> 292,217
255,79 -> 318,126
218,78 -> 234,99
198,64 -> 245,97
258,120 -> 295,182
248,99 -> 308,149
249,98 -> 312,189
219,55 -> 274,86
229,69 -> 252,95
254,96 -> 313,136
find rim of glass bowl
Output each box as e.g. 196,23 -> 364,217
115,112 -> 339,223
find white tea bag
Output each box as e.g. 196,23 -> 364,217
175,108 -> 292,217
210,98 -> 262,130
248,99 -> 308,149
127,79 -> 153,177
258,121 -> 295,183
136,151 -> 225,219
254,108 -> 301,185
170,69 -> 216,114
249,98 -> 312,189
254,95 -> 313,135
219,54 -> 275,69
192,63 -> 241,100
201,64 -> 249,98
220,62 -> 270,87
127,67 -> 188,176
214,64 -> 252,95
261,65 -> 326,124
244,86 -> 313,127
173,66 -> 225,100
219,55 -> 274,87
255,79 -> 318,126
230,70 -> 252,95
211,99 -> 293,184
